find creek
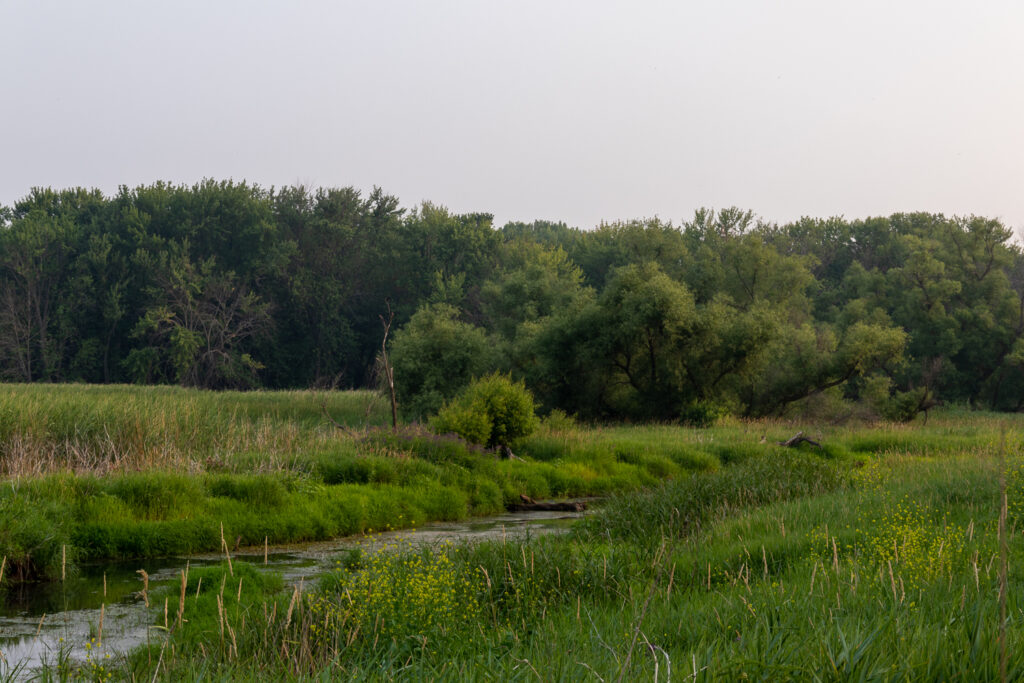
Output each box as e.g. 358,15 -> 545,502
0,507 -> 586,679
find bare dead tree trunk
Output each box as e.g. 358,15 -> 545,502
380,299 -> 398,431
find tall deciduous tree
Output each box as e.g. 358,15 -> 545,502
126,247 -> 270,388
389,303 -> 498,419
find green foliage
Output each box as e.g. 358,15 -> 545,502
431,401 -> 493,446
432,373 -> 539,448
127,248 -> 270,389
390,303 -> 497,418
83,429 -> 1024,682
4,180 -> 1024,417
579,450 -> 846,546
539,408 -> 576,432
863,373 -> 929,421
679,400 -> 726,427
0,491 -> 74,581
480,239 -> 590,339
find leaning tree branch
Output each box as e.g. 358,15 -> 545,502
320,394 -> 359,437
777,431 -> 822,449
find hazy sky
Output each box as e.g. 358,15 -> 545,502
2,1 -> 1022,232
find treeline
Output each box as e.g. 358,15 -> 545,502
2,180 -> 1023,421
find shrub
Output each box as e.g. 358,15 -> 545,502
0,494 -> 74,580
431,402 -> 492,446
862,374 -> 927,422
432,374 -> 539,449
680,400 -> 726,427
540,408 -> 577,432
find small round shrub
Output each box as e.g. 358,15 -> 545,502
432,373 -> 539,449
431,403 -> 492,446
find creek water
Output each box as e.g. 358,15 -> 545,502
0,508 -> 585,679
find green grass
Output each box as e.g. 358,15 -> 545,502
0,386 -> 723,580
4,386 -> 1024,680
90,437 -> 1021,681
0,383 -> 389,475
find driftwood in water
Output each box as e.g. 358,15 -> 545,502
507,494 -> 587,512
777,431 -> 821,449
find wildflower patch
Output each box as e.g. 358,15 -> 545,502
309,539 -> 483,645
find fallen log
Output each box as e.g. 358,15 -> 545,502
777,431 -> 821,449
507,495 -> 587,512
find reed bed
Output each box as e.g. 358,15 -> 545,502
0,384 -> 386,476
3,386 -> 1022,680
53,440 -> 1018,681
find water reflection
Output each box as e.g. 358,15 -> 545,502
0,507 -> 585,678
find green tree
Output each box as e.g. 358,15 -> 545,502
125,247 -> 270,388
741,319 -> 908,417
390,304 -> 498,418
480,239 -> 590,340
0,200 -> 81,380
432,373 -> 539,449
402,203 -> 501,307
571,218 -> 690,287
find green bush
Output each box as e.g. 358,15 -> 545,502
431,402 -> 492,446
862,374 -> 927,422
432,374 -> 539,449
0,494 -> 74,580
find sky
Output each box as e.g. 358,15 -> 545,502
2,1 -> 1022,233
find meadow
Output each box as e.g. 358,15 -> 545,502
0,384 -> 727,580
0,385 -> 1021,680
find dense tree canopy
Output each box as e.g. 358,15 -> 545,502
2,181 -> 1022,420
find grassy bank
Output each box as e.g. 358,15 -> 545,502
0,384 -> 730,581
0,385 -> 1016,584
1,386 -> 1020,679
3,385 -> 1022,679
36,431 -> 1019,681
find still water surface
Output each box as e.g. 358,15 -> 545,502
0,508 -> 584,678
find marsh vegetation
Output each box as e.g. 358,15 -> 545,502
0,386 -> 1019,680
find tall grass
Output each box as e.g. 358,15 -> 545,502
91,440 -> 1021,681
6,386 -> 1023,679
2,385 -> 727,580
0,384 -> 387,475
